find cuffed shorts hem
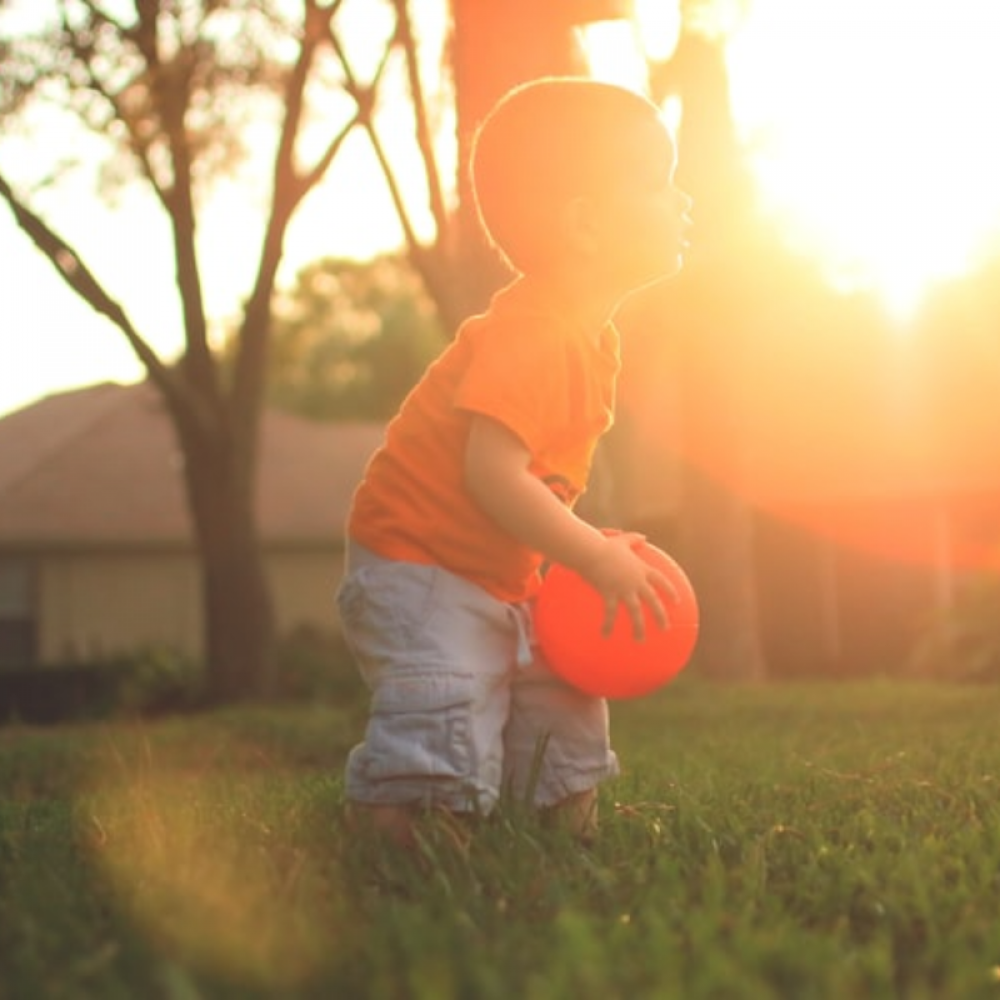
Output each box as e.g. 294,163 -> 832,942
524,754 -> 621,809
344,781 -> 496,814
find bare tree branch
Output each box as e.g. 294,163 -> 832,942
144,19 -> 218,396
231,0 -> 329,425
62,18 -> 170,212
392,0 -> 449,245
299,109 -> 360,193
0,170 -> 211,429
325,11 -> 423,255
73,0 -> 129,39
127,0 -> 162,68
324,12 -> 391,126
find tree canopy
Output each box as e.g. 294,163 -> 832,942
248,253 -> 447,421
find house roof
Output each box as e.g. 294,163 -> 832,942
0,382 -> 383,547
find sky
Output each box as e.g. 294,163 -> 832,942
1,127 -> 415,417
4,0 -> 1000,419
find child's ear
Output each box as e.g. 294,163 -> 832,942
561,196 -> 601,257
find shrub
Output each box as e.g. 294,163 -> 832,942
111,644 -> 205,715
274,625 -> 359,702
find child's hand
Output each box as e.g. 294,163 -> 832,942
579,532 -> 679,641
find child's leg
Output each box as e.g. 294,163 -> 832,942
337,547 -> 515,847
503,648 -> 618,837
345,801 -> 419,849
543,787 -> 599,840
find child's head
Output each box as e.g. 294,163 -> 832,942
471,77 -> 691,288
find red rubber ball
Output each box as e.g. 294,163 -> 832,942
533,541 -> 699,699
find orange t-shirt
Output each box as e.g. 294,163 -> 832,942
347,277 -> 621,602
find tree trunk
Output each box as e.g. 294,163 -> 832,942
449,0 -> 621,321
676,406 -> 767,684
649,32 -> 769,681
177,413 -> 277,703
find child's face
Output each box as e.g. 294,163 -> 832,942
586,117 -> 692,293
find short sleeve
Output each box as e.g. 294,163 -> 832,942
453,321 -> 572,454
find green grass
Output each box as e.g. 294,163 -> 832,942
3,680 -> 1000,998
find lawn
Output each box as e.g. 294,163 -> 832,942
3,679 -> 1000,999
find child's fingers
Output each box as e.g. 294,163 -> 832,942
595,543 -> 679,640
628,593 -> 650,641
641,583 -> 669,632
603,594 -> 648,642
602,588 -> 664,641
650,568 -> 680,606
620,530 -> 647,547
600,598 -> 621,638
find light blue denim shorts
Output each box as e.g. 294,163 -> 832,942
336,542 -> 619,812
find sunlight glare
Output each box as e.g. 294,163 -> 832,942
726,0 -> 1000,318
581,2 -> 681,93
633,0 -> 682,63
581,19 -> 647,93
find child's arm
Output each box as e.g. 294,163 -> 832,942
464,414 -> 674,639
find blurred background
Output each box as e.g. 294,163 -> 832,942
2,0 -> 1000,713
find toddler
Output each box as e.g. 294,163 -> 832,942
338,77 -> 693,846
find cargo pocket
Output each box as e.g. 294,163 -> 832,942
335,574 -> 367,665
361,671 -> 475,783
336,562 -> 447,674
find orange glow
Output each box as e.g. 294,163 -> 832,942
591,3 -> 1000,576
715,2 -> 1000,569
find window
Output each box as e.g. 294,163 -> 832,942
0,558 -> 37,670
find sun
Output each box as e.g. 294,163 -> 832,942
725,0 -> 1000,319
584,0 -> 1000,321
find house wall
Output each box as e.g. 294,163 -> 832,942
36,547 -> 347,666
39,551 -> 202,664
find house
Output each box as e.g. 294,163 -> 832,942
0,381 -> 383,670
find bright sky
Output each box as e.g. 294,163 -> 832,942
3,0 -> 1000,417
726,0 -> 1000,321
1,129 -> 421,416
0,0 -> 441,418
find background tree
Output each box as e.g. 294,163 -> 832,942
253,254 -> 446,421
620,8 -> 770,681
0,0 -> 425,702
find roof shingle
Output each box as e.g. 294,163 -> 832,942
0,382 -> 382,547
